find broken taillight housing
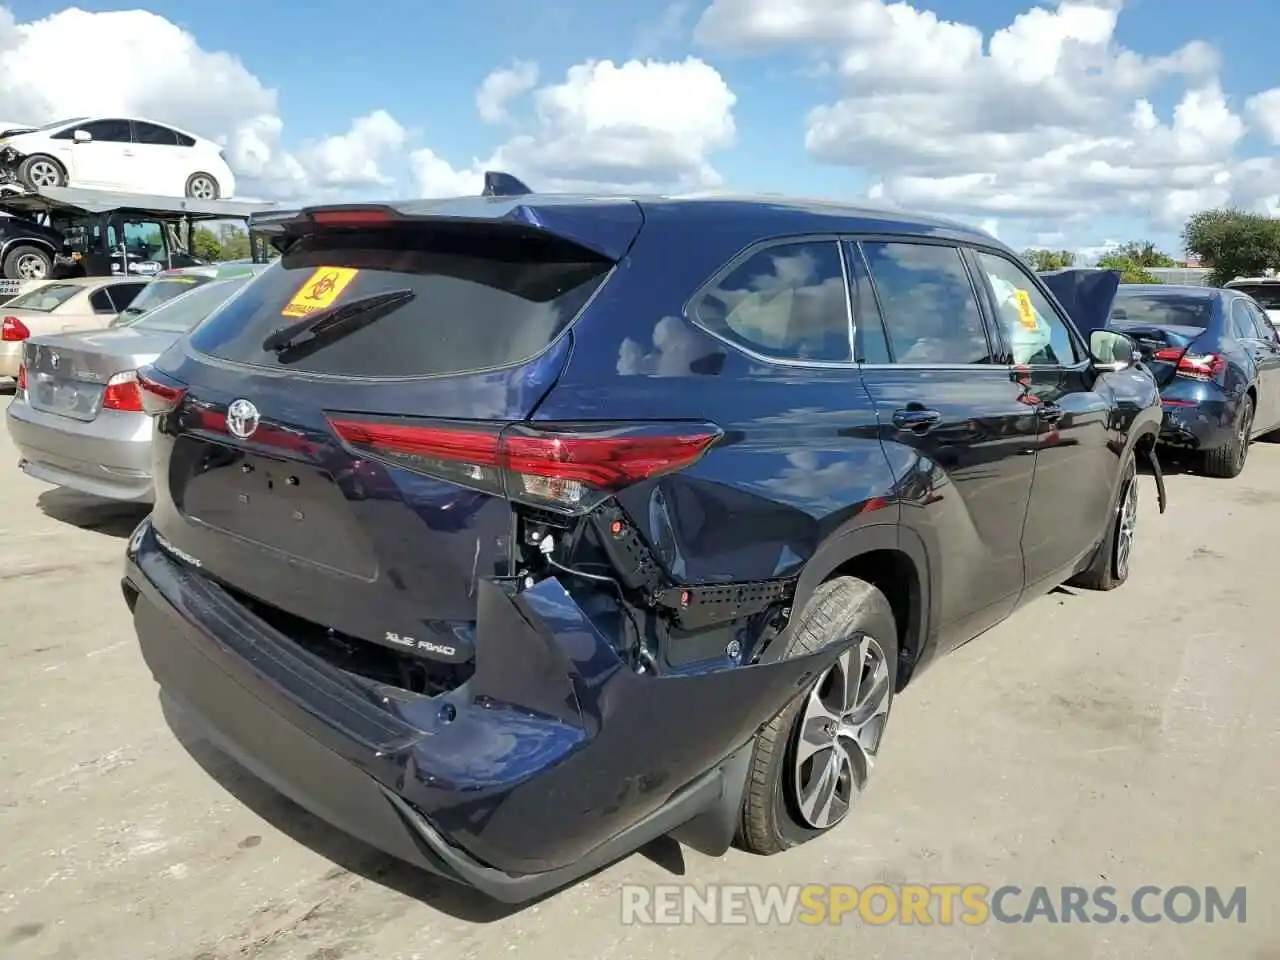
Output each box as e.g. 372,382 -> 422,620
326,416 -> 722,514
134,366 -> 188,416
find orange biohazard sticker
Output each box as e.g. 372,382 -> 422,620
281,267 -> 358,318
1013,289 -> 1038,330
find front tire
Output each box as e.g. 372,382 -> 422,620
1201,394 -> 1253,479
18,154 -> 66,190
1069,454 -> 1137,591
185,173 -> 220,200
737,576 -> 898,855
3,244 -> 52,280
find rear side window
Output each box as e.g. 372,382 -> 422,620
1226,283 -> 1280,310
5,283 -> 81,312
118,275 -> 211,320
1230,299 -> 1258,339
694,240 -> 851,362
1109,294 -> 1213,329
861,242 -> 992,364
189,227 -> 612,377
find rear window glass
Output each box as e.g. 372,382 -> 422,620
1225,284 -> 1280,310
125,276 -> 251,333
1109,295 -> 1213,329
188,227 -> 612,377
6,283 -> 81,311
117,274 -> 211,320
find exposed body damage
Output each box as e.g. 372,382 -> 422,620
122,191 -> 1165,903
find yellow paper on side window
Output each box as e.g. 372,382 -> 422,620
281,267 -> 359,318
1013,289 -> 1038,330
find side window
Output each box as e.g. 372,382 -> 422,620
133,121 -> 179,146
860,241 -> 992,364
1230,299 -> 1257,340
844,242 -> 890,363
109,283 -> 146,310
122,221 -> 165,258
694,240 -> 851,362
174,132 -> 196,147
1247,301 -> 1280,342
80,119 -> 132,143
88,289 -> 116,314
973,251 -> 1081,366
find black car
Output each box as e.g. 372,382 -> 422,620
1109,284 -> 1280,477
0,210 -> 66,280
122,192 -> 1164,903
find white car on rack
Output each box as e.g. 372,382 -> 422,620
0,117 -> 236,200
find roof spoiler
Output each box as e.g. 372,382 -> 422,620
482,171 -> 532,198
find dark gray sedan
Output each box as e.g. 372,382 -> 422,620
6,272 -> 259,500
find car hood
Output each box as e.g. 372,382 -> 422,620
1038,268 -> 1122,336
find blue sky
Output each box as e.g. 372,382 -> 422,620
3,0 -> 1279,256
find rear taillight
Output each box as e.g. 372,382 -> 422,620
326,417 -> 722,514
2,315 -> 29,341
1153,347 -> 1225,381
135,367 -> 187,416
15,362 -> 26,393
102,371 -> 143,412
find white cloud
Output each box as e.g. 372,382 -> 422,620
476,61 -> 539,125
412,57 -> 738,196
0,6 -> 410,199
695,0 -> 1275,241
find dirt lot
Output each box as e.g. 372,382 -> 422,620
1,415 -> 1277,960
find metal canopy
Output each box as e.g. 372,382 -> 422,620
0,186 -> 279,221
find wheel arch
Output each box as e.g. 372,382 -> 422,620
762,522 -> 933,692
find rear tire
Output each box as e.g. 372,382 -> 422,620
18,154 -> 65,190
3,244 -> 51,280
1201,394 -> 1253,479
736,576 -> 898,856
1068,454 -> 1137,591
185,173 -> 220,200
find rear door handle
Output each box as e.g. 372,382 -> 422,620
892,408 -> 942,432
1037,403 -> 1063,423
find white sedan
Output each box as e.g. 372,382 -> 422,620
0,117 -> 236,200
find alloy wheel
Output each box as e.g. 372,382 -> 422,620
16,253 -> 46,279
28,160 -> 59,188
791,634 -> 891,830
189,176 -> 216,200
1114,477 -> 1138,580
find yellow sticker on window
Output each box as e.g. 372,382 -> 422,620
1013,289 -> 1038,330
281,267 -> 358,318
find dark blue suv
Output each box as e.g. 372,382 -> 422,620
122,189 -> 1164,902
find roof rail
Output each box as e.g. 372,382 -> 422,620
482,171 -> 532,198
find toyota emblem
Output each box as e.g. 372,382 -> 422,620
226,398 -> 260,439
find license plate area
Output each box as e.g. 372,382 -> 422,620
29,371 -> 100,421
175,442 -> 377,579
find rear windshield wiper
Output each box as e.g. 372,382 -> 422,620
262,288 -> 416,358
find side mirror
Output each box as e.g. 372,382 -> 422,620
1090,329 -> 1136,372
71,129 -> 92,144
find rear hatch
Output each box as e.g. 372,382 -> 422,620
145,203 -> 642,672
1109,293 -> 1214,387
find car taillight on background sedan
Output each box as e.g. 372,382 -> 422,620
2,315 -> 29,341
1153,347 -> 1227,382
102,371 -> 144,412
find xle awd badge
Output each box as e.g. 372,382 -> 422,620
226,398 -> 260,439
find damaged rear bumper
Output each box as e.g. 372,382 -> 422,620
123,516 -> 845,902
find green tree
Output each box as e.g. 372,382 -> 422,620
192,226 -> 223,262
1183,208 -> 1280,286
217,224 -> 252,261
1096,253 -> 1159,284
1021,248 -> 1075,271
1110,241 -> 1176,268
